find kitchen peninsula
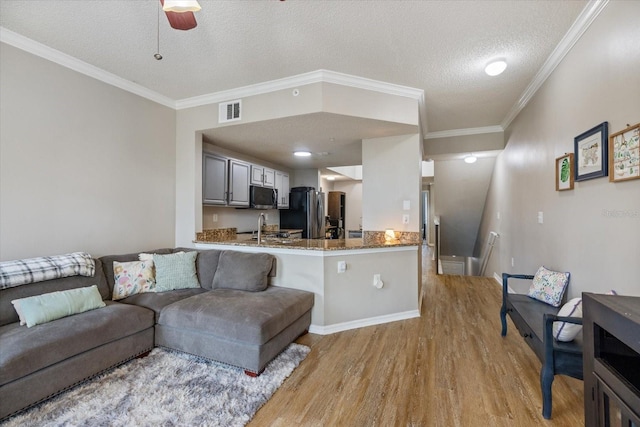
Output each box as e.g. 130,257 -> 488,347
195,230 -> 421,335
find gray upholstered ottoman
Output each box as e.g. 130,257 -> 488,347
154,250 -> 314,375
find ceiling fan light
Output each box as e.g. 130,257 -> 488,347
484,59 -> 507,76
163,0 -> 201,13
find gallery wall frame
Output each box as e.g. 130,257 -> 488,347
609,122 -> 640,183
574,122 -> 608,181
556,153 -> 574,191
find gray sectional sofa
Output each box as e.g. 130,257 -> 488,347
0,248 -> 314,420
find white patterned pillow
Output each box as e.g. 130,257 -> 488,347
527,266 -> 570,307
553,297 -> 582,342
112,260 -> 156,300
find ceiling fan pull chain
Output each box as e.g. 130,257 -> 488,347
154,0 -> 163,60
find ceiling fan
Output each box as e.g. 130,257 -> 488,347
160,0 -> 200,31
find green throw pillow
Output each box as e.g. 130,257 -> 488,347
153,251 -> 200,292
11,285 -> 106,328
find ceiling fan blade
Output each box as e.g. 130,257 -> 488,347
160,0 -> 198,31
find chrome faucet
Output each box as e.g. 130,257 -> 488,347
257,213 -> 266,244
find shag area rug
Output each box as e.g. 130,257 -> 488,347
2,344 -> 310,427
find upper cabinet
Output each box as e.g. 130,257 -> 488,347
275,171 -> 290,209
203,153 -> 228,205
228,160 -> 250,206
203,152 -> 250,207
203,150 -> 287,209
250,165 -> 275,188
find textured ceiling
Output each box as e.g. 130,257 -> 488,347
0,0 -> 588,169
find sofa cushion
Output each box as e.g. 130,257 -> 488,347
118,288 -> 207,322
157,286 -> 314,345
173,248 -> 221,291
154,252 -> 200,292
212,251 -> 275,292
11,285 -> 106,328
0,301 -> 154,387
112,260 -> 156,300
100,248 -> 173,296
0,260 -> 109,327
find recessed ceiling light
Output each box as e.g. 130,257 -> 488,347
485,59 -> 507,76
326,176 -> 336,181
464,155 -> 478,164
293,151 -> 312,157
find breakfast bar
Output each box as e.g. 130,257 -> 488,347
194,234 -> 421,334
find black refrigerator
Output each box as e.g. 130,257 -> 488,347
279,187 -> 325,239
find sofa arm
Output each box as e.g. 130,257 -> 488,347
500,273 -> 535,336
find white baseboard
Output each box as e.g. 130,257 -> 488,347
308,310 -> 420,335
493,272 -> 502,285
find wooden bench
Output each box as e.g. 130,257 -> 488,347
499,273 -> 583,419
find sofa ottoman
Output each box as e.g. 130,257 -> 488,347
155,286 -> 314,374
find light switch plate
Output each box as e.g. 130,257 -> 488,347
403,200 -> 410,210
337,261 -> 346,273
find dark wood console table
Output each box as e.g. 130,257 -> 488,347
583,293 -> 640,427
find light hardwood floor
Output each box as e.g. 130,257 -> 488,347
250,246 -> 584,426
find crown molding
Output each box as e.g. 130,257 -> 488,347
500,0 -> 609,129
425,125 -> 503,140
175,69 -> 425,110
0,27 -> 176,109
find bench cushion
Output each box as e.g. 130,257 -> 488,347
158,286 -> 314,345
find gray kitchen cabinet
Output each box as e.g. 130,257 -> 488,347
228,160 -> 250,206
203,153 -> 228,205
250,165 -> 275,188
203,152 -> 250,207
275,171 -> 290,209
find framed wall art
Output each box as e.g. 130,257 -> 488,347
555,153 -> 574,191
574,122 -> 608,181
609,122 -> 640,182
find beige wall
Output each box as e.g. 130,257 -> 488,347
362,134 -> 422,232
0,43 -> 176,260
478,1 -> 640,297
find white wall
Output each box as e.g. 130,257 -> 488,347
477,1 -> 640,297
0,43 -> 176,260
362,134 -> 422,232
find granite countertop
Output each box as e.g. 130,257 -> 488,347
194,235 -> 419,251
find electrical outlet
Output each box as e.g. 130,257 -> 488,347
537,211 -> 543,224
265,213 -> 269,221
497,211 -> 501,220
511,257 -> 515,267
212,214 -> 218,222
402,214 -> 409,224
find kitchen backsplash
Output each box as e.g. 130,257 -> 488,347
203,206 -> 280,232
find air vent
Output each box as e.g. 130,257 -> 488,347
219,100 -> 241,123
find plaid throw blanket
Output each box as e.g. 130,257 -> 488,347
0,252 -> 95,290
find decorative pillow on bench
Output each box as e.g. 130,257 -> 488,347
553,297 -> 582,342
11,285 -> 106,327
527,266 -> 570,307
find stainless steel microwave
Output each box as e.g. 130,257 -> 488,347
250,186 -> 278,209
